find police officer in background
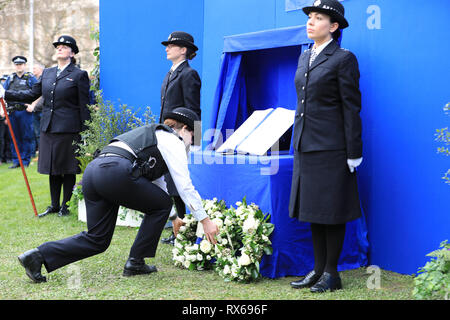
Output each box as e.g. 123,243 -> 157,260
16,107 -> 218,283
0,75 -> 12,164
160,31 -> 202,245
2,56 -> 37,169
0,36 -> 91,218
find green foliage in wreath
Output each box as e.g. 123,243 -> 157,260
172,197 -> 274,282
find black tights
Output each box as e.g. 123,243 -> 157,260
49,174 -> 76,209
310,223 -> 346,277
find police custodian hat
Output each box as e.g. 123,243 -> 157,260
53,35 -> 79,54
12,56 -> 27,64
163,107 -> 200,131
161,31 -> 198,52
302,0 -> 349,29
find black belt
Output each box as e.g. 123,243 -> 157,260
98,145 -> 137,162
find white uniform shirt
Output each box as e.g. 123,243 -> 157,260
109,128 -> 208,222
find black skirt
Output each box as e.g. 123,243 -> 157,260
38,131 -> 81,175
289,150 -> 361,225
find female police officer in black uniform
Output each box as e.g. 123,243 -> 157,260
16,107 -> 218,283
160,31 -> 202,244
1,35 -> 91,218
288,0 -> 363,292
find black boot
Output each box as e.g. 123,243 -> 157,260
160,232 -> 176,245
123,257 -> 157,277
58,205 -> 70,217
17,248 -> 46,283
310,272 -> 342,293
38,206 -> 60,218
290,270 -> 322,289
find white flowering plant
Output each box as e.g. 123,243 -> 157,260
172,197 -> 274,283
172,198 -> 227,271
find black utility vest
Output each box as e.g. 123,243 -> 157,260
8,73 -> 32,106
111,123 -> 178,181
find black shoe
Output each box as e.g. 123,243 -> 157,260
123,257 -> 157,277
310,272 -> 342,293
58,206 -> 70,217
38,206 -> 60,218
8,163 -> 20,169
160,233 -> 175,245
290,270 -> 322,289
17,248 -> 46,283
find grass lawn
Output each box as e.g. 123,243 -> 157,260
0,160 -> 416,300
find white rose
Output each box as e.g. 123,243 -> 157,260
212,218 -> 223,230
238,253 -> 251,266
243,215 -> 259,233
235,201 -> 242,206
236,206 -> 244,216
188,254 -> 197,262
196,253 -> 203,261
200,240 -> 212,254
179,226 -> 186,233
221,238 -> 228,245
184,260 -> 191,268
206,255 -> 211,260
224,217 -> 233,226
223,265 -> 231,275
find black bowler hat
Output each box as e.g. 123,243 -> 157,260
53,35 -> 79,54
303,0 -> 349,29
12,56 -> 27,64
163,107 -> 200,131
161,31 -> 198,52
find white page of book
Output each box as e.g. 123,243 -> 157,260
236,107 -> 295,156
215,108 -> 274,153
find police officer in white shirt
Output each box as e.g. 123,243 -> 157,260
17,107 -> 218,283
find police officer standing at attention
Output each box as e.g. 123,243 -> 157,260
2,56 -> 37,169
0,36 -> 90,218
160,31 -> 202,245
289,0 -> 363,293
15,107 -> 218,283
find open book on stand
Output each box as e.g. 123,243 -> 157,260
215,107 -> 295,156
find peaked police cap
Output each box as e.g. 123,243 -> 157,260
161,31 -> 198,52
53,35 -> 79,54
302,0 -> 349,29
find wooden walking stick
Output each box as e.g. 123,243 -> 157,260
0,97 -> 38,216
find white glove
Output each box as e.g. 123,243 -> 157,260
347,157 -> 363,173
0,85 -> 5,99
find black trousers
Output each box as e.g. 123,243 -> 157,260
38,156 -> 171,272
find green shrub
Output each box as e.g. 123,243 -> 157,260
412,240 -> 450,300
435,102 -> 450,185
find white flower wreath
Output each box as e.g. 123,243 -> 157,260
172,197 -> 274,282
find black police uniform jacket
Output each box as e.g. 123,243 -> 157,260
160,61 -> 201,121
5,62 -> 90,175
288,40 -> 363,224
5,62 -> 90,133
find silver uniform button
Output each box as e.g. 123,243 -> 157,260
300,113 -> 304,117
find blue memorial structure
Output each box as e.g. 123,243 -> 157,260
99,0 -> 450,276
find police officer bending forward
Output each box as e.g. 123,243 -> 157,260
17,107 -> 218,283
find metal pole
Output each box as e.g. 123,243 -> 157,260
29,0 -> 34,71
0,98 -> 38,216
